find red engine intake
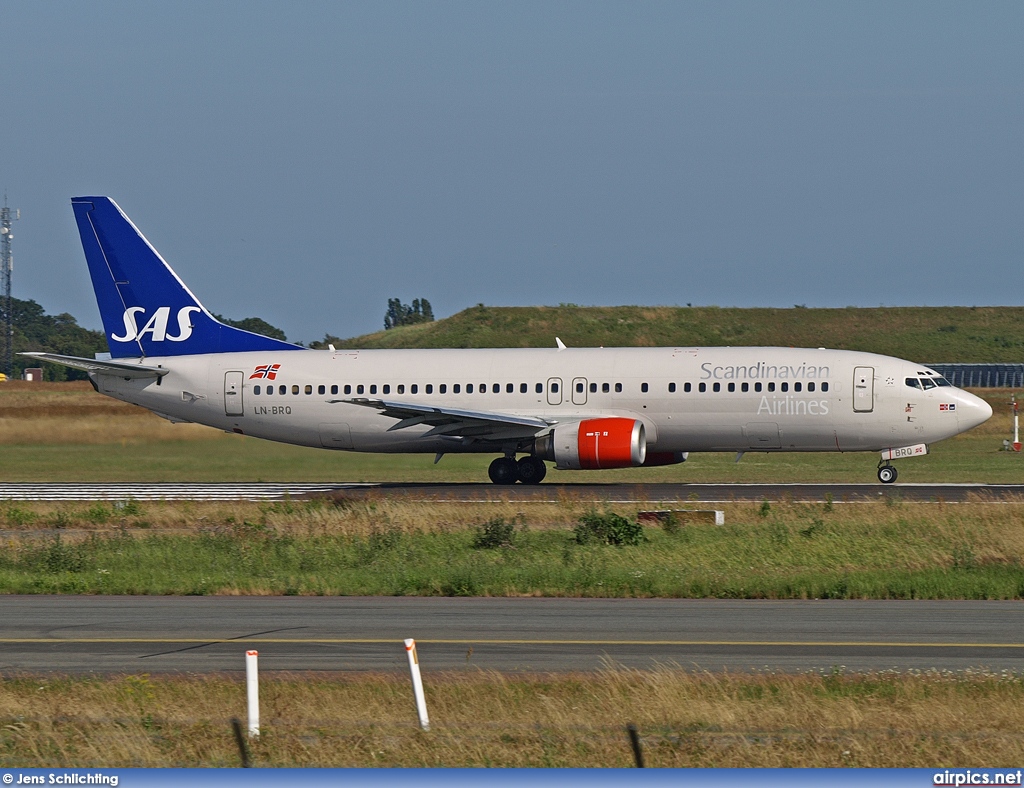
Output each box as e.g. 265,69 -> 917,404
536,417 -> 647,470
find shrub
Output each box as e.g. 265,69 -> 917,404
574,511 -> 645,547
472,517 -> 517,549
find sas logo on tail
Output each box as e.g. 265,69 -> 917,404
112,306 -> 201,342
249,364 -> 281,380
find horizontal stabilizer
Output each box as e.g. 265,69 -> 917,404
20,352 -> 169,379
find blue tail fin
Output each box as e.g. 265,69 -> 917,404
72,196 -> 302,359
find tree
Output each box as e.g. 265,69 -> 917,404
384,297 -> 434,330
213,314 -> 288,342
0,297 -> 108,380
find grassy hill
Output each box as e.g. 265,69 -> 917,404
321,305 -> 1024,363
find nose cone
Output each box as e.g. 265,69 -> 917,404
957,390 -> 993,432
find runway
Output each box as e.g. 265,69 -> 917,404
0,481 -> 1022,502
3,597 -> 1022,675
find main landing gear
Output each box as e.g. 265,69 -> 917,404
877,462 -> 898,484
488,455 -> 547,485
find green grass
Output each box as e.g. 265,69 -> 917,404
321,304 -> 1024,362
0,429 -> 1019,482
2,499 -> 1022,598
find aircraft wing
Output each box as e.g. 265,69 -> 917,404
20,352 -> 169,380
336,398 -> 555,442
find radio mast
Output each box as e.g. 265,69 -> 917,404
1,197 -> 19,379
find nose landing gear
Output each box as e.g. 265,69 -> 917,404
877,462 -> 898,484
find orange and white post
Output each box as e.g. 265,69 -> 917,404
245,650 -> 260,738
404,638 -> 430,731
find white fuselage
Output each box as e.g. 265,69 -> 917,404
91,346 -> 991,456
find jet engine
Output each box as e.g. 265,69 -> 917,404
535,417 -> 646,469
642,451 -> 688,466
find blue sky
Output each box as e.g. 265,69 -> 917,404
1,1 -> 1021,343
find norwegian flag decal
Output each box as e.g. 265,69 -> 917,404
249,363 -> 281,380
939,403 -> 956,411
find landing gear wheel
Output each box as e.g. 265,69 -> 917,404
877,465 -> 898,484
488,457 -> 519,485
517,456 -> 547,485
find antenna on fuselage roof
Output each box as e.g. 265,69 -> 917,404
555,337 -> 567,350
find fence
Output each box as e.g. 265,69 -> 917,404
925,364 -> 1024,388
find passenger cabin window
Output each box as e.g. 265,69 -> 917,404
369,385 -> 377,394
576,382 -> 584,393
466,384 -> 473,393
822,382 -> 829,392
668,382 -> 676,393
755,382 -> 762,392
728,382 -> 735,392
807,382 -> 815,392
641,382 -> 649,393
254,385 -> 261,395
396,384 -> 404,394
305,385 -> 313,395
767,382 -> 775,392
453,384 -> 460,393
493,383 -> 500,393
535,383 -> 543,393
318,385 -> 325,395
684,382 -> 691,392
589,382 -> 597,393
356,385 -> 364,394
551,382 -> 559,393
383,384 -> 391,394
741,382 -> 749,392
615,383 -> 622,393
439,384 -> 446,394
699,382 -> 706,392
781,382 -> 788,392
520,383 -> 528,393
332,385 -> 340,395
794,382 -> 801,392
713,382 -> 721,392
602,383 -> 610,393
507,383 -> 514,393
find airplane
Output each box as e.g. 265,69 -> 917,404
24,196 -> 993,485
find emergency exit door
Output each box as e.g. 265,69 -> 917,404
853,366 -> 874,413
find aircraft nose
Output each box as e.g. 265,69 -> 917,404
957,391 -> 993,432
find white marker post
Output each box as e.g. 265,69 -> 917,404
1011,396 -> 1021,452
245,650 -> 260,738
404,638 -> 430,731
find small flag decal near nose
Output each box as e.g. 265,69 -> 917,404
249,364 -> 281,380
939,403 -> 956,411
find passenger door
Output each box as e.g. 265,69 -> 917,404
224,371 -> 244,416
853,367 -> 874,413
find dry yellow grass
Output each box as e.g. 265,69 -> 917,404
0,381 -> 223,444
2,668 -> 1023,767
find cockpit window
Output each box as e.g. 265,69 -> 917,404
920,378 -> 936,390
905,377 -> 922,389
934,377 -> 951,387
